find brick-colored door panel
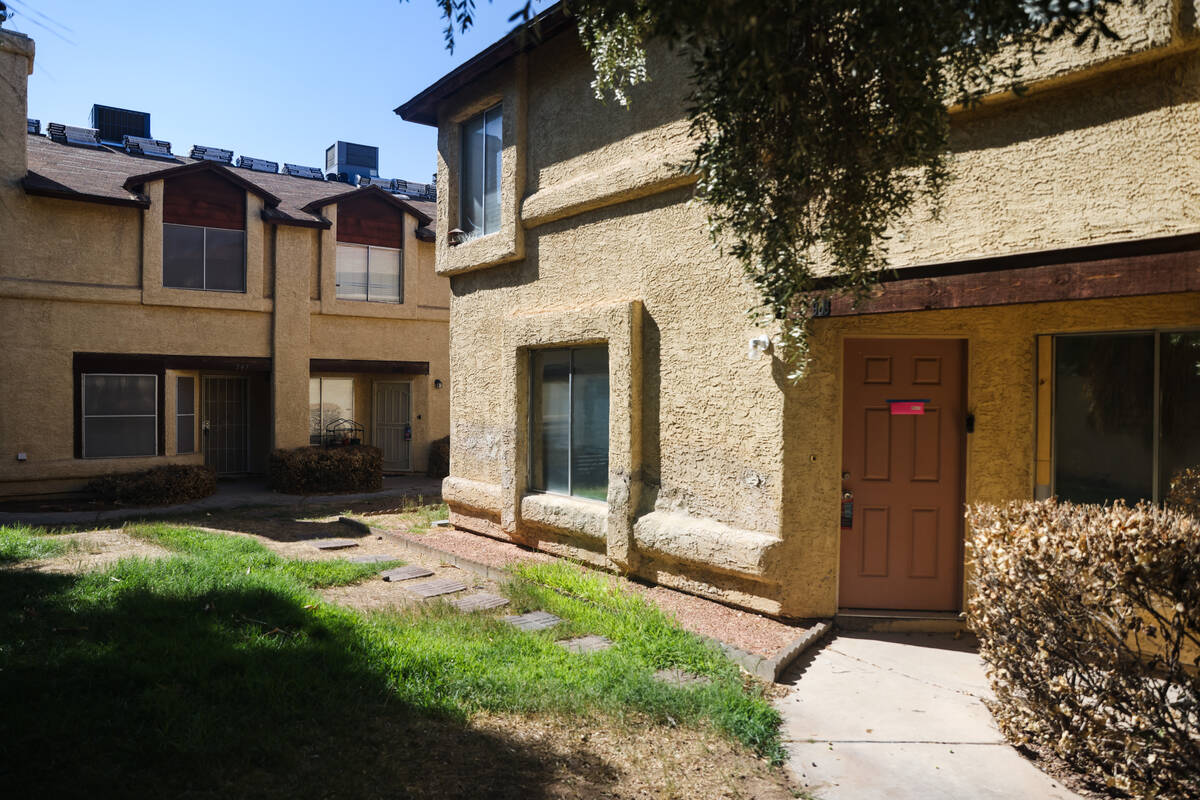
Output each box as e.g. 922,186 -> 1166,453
840,339 -> 966,610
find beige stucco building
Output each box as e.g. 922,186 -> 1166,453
0,29 -> 449,498
399,4 -> 1200,621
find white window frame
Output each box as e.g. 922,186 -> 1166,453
162,222 -> 246,293
81,373 -> 159,459
459,103 -> 502,237
335,243 -> 403,304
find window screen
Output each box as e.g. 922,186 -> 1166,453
176,376 -> 195,454
163,223 -> 245,292
309,378 -> 354,445
530,347 -> 609,500
336,244 -> 401,303
82,374 -> 158,458
1053,330 -> 1200,505
460,104 -> 502,236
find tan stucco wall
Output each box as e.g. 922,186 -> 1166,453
433,8 -> 1200,617
0,31 -> 449,496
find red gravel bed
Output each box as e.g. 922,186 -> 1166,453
386,525 -> 808,659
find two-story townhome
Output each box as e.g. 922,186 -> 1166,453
0,29 -> 449,498
398,4 -> 1200,621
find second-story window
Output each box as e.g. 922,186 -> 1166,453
162,170 -> 247,292
336,244 -> 402,303
460,104 -> 502,237
163,224 -> 246,292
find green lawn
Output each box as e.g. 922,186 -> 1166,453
0,523 -> 783,797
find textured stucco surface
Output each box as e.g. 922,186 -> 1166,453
432,7 -> 1200,617
0,35 -> 450,496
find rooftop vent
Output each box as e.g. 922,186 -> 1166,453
283,163 -> 325,181
326,141 -> 378,185
47,123 -> 101,148
27,118 -> 40,135
190,145 -> 233,164
236,156 -> 278,173
90,104 -> 150,144
123,135 -> 173,158
395,178 -> 436,201
357,176 -> 395,190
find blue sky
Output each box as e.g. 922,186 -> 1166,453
8,0 -> 532,181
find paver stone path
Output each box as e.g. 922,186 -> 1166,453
404,578 -> 468,598
450,592 -> 510,612
349,554 -> 400,564
557,635 -> 614,654
310,538 -> 359,550
776,632 -> 1084,800
503,611 -> 563,631
654,668 -> 711,688
381,565 -> 435,581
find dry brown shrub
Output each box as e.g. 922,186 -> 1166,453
967,500 -> 1200,799
86,464 -> 216,506
267,445 -> 382,495
1167,467 -> 1200,520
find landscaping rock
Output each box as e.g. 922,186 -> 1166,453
503,611 -> 563,631
450,592 -> 510,612
557,634 -> 614,654
381,565 -> 435,581
405,578 -> 468,598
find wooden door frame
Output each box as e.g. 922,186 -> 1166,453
837,336 -> 970,612
373,379 -> 413,472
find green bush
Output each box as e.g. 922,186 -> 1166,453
268,446 -> 382,495
426,435 -> 450,479
967,500 -> 1199,799
87,465 -> 216,507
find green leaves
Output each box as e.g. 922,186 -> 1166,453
568,0 -> 1135,377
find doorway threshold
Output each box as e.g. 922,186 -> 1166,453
836,608 -> 968,634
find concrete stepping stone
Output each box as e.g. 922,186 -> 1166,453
450,592 -> 510,612
503,611 -> 563,631
381,565 -> 435,581
310,538 -> 358,550
557,634 -> 614,654
405,578 -> 468,598
349,554 -> 399,564
431,519 -> 451,528
654,668 -> 712,687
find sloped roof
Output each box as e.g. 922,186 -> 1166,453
23,134 -> 436,234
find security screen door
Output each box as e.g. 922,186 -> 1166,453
840,339 -> 967,611
202,376 -> 248,475
374,382 -> 412,471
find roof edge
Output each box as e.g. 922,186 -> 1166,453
395,3 -> 572,126
122,159 -> 282,208
22,175 -> 151,209
300,184 -> 434,226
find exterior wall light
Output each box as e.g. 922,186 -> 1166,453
434,379 -> 443,389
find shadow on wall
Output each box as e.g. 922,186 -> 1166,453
0,567 -> 614,799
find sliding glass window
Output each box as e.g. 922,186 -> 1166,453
460,104 -> 502,237
530,347 -> 609,501
1053,330 -> 1200,505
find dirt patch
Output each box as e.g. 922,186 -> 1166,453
23,530 -> 171,574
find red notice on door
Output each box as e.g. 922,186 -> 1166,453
889,400 -> 927,415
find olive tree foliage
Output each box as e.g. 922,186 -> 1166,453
433,0 -> 1135,377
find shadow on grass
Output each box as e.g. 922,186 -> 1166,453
0,567 -> 611,799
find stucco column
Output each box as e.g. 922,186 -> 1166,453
272,225 -> 312,448
0,30 -> 33,185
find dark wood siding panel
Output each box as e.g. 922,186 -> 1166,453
163,170 -> 246,229
336,192 -> 406,248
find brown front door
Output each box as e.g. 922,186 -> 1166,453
840,339 -> 966,611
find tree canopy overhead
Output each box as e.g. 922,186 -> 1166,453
433,0 -> 1135,376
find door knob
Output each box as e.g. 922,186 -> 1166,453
202,421 -> 211,433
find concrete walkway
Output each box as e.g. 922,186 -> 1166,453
776,632 -> 1083,800
0,476 -> 443,528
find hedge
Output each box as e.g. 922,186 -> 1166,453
87,465 -> 217,507
967,500 -> 1199,799
427,435 -> 450,479
267,446 -> 382,495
